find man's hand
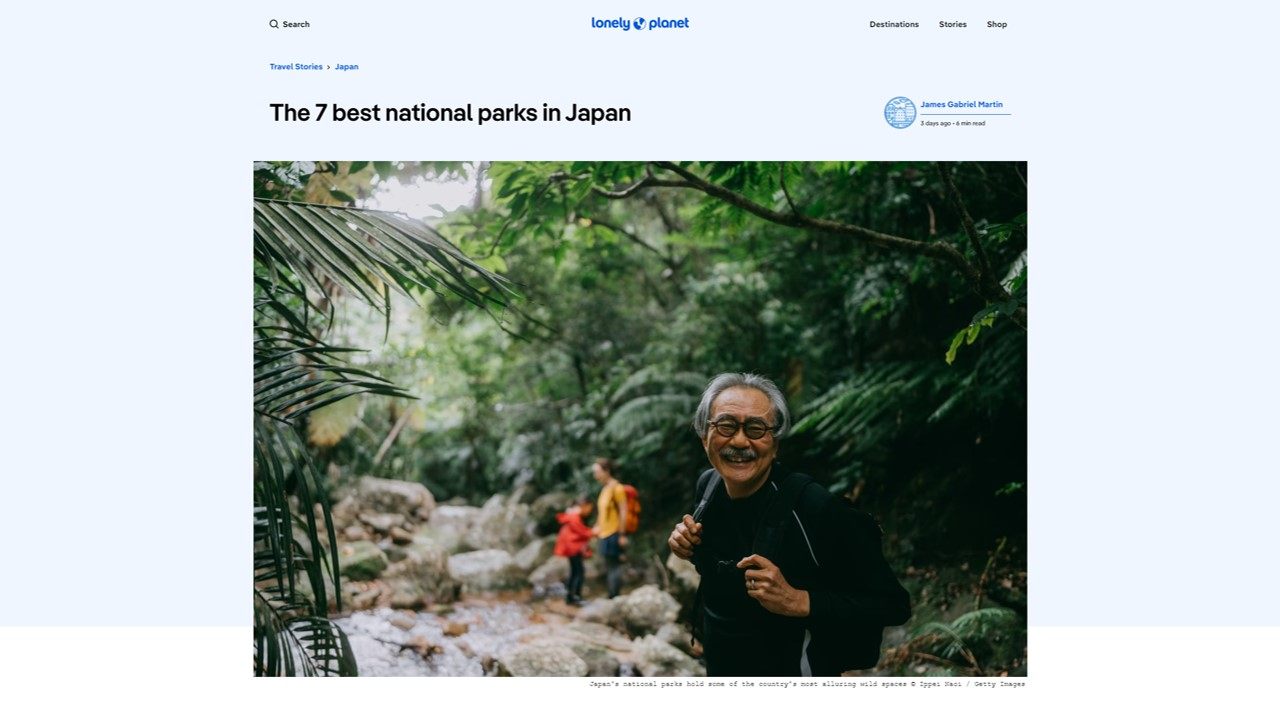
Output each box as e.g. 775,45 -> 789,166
667,514 -> 702,560
737,554 -> 810,617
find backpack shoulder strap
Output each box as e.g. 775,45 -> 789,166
692,468 -> 720,522
753,471 -> 820,567
791,473 -> 831,522
790,475 -> 833,567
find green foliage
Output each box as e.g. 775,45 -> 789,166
253,415 -> 351,676
792,363 -> 946,492
946,315 -> 996,365
252,167 -> 513,675
604,367 -> 705,440
946,263 -> 1027,365
912,607 -> 1025,675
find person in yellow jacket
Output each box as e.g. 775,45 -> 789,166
591,457 -> 628,598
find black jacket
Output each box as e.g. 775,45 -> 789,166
690,465 -> 911,675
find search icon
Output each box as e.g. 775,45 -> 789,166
269,19 -> 279,28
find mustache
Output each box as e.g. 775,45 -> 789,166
719,447 -> 758,463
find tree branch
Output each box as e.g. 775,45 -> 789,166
589,167 -> 688,199
593,175 -> 651,199
581,216 -> 669,265
371,405 -> 412,468
646,162 -> 998,303
779,163 -> 801,217
581,162 -> 1026,331
1011,162 -> 1027,189
937,162 -> 996,293
937,163 -> 1027,331
650,162 -> 964,261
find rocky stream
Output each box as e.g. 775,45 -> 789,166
304,476 -> 704,677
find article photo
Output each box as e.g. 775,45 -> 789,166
252,161 -> 1028,678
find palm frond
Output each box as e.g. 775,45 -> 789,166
794,323 -> 1025,490
910,607 -> 1020,674
610,366 -> 707,405
950,607 -> 1018,636
603,393 -> 697,440
253,198 -> 514,320
792,362 -> 947,486
253,591 -> 356,677
252,197 -> 518,676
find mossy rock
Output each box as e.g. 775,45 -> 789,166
338,541 -> 388,581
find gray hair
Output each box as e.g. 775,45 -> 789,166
692,372 -> 791,439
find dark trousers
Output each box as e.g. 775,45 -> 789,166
599,534 -> 623,598
605,554 -> 623,598
566,556 -> 585,600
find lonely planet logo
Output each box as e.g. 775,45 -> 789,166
884,97 -> 916,129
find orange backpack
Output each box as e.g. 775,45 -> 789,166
622,484 -> 641,534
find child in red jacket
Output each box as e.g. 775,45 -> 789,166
554,497 -> 594,605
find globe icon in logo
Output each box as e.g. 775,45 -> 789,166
884,97 -> 917,129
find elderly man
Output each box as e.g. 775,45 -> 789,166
668,372 -> 911,676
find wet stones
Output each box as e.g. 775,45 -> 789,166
632,635 -> 705,677
615,585 -> 680,636
497,641 -> 589,677
447,549 -> 522,592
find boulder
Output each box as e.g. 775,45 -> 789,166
575,597 -> 621,628
656,622 -> 696,657
615,585 -> 680,636
356,476 -> 436,518
508,484 -> 538,506
447,549 -> 523,592
416,505 -> 479,554
566,641 -> 620,677
497,641 -> 588,677
529,490 -> 575,535
521,623 -> 626,677
664,554 -> 700,623
465,494 -> 532,553
290,568 -> 348,612
338,541 -> 388,581
665,554 -> 700,606
530,553 -> 602,589
529,556 -> 568,589
565,621 -> 634,653
358,511 -> 406,534
381,540 -> 458,608
330,496 -> 360,529
513,537 -> 556,572
632,635 -> 705,677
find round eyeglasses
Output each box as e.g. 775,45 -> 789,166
707,418 -> 776,440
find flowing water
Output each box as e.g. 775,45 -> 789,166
337,596 -> 574,677
339,601 -> 535,676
